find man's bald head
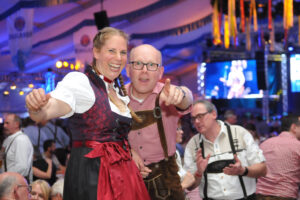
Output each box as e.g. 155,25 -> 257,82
0,172 -> 29,200
130,44 -> 162,66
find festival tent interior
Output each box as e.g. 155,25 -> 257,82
0,0 -> 300,119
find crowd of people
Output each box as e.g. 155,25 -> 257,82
0,27 -> 299,200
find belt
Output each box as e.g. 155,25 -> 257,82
72,140 -> 125,149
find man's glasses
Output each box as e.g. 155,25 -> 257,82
191,111 -> 210,123
130,61 -> 160,71
17,184 -> 32,193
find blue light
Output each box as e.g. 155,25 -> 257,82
288,46 -> 294,51
44,71 -> 55,93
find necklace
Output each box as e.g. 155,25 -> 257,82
93,66 -> 127,113
94,67 -> 113,83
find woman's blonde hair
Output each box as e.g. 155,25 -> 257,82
31,179 -> 51,200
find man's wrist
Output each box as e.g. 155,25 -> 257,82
241,167 -> 249,176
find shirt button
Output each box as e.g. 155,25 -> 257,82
139,146 -> 143,149
144,159 -> 146,162
137,132 -> 141,135
224,188 -> 226,191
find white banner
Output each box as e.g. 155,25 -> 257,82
7,8 -> 34,71
73,26 -> 98,72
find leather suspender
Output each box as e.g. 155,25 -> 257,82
4,134 -> 21,171
225,123 -> 247,199
200,139 -> 208,199
200,123 -> 248,199
155,94 -> 169,159
130,93 -> 169,160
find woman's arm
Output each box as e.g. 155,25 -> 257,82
26,88 -> 71,123
32,158 -> 52,179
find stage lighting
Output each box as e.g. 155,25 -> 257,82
56,61 -> 63,68
10,83 -> 16,90
63,61 -> 69,67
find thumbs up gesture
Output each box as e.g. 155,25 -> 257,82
160,78 -> 185,106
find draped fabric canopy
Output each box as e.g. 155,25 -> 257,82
0,0 -> 211,74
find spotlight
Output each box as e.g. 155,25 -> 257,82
3,90 -> 9,95
75,63 -> 80,71
28,83 -> 34,88
63,61 -> 69,67
56,61 -> 63,68
10,83 -> 16,90
19,91 -> 24,96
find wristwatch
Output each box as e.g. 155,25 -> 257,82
241,167 -> 249,176
177,86 -> 186,99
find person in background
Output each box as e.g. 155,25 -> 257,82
0,172 -> 31,200
1,113 -> 33,183
33,140 -> 58,185
23,119 -> 69,157
224,109 -> 238,125
184,100 -> 266,200
25,27 -> 150,200
244,123 -> 261,145
125,44 -> 193,200
176,120 -> 202,200
175,120 -> 195,190
256,114 -> 300,200
50,179 -> 64,200
219,60 -> 246,99
30,179 -> 51,200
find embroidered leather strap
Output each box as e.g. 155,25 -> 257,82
155,94 -> 168,159
130,93 -> 168,160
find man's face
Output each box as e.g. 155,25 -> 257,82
3,114 -> 19,135
49,143 -> 56,155
126,45 -> 164,99
227,115 -> 237,124
191,103 -> 216,136
294,122 -> 300,140
15,178 -> 31,200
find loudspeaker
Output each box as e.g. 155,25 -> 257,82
255,51 -> 267,90
94,10 -> 109,30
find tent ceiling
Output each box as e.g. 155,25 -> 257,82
0,0 -> 211,75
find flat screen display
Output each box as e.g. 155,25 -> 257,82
205,60 -> 262,99
289,54 -> 300,92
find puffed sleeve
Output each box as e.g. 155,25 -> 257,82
50,72 -> 95,118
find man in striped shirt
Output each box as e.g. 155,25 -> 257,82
256,114 -> 300,200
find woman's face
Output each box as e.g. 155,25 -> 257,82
31,184 -> 45,200
176,126 -> 183,143
93,35 -> 127,81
